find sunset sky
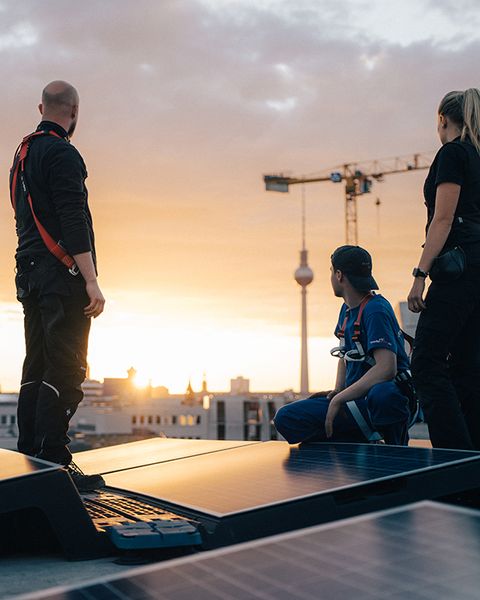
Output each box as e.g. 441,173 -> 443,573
0,0 -> 479,393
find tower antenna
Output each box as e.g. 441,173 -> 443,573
301,184 -> 306,250
294,185 -> 314,395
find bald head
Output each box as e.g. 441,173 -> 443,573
39,80 -> 80,136
42,80 -> 79,114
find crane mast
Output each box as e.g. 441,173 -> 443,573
264,152 -> 432,245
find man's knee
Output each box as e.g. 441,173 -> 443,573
367,382 -> 409,425
273,405 -> 292,437
43,368 -> 85,393
273,403 -> 313,444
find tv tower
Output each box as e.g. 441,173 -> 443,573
294,186 -> 314,395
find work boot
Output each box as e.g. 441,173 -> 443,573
66,461 -> 106,492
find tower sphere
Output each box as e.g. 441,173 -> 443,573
295,265 -> 314,286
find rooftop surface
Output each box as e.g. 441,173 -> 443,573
2,432 -> 477,600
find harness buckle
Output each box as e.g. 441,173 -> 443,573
69,264 -> 80,277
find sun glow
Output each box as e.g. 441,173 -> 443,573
133,372 -> 151,389
83,292 -> 337,394
0,295 -> 337,394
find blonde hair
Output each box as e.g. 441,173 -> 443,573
439,88 -> 480,154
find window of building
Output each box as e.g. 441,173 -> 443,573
10,415 -> 16,425
156,416 -> 161,424
172,415 -> 177,425
217,401 -> 225,440
187,415 -> 194,426
244,401 -> 261,441
196,415 -> 201,425
140,415 -> 145,425
179,415 -> 187,426
0,416 -> 6,425
148,416 -> 153,425
132,416 -> 137,424
77,423 -> 96,432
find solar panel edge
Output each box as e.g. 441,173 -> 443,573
93,441 -> 263,476
72,439 -> 263,476
0,449 -> 63,482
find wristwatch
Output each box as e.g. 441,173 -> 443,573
412,267 -> 428,278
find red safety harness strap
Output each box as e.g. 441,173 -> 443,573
337,293 -> 374,341
352,293 -> 374,341
402,330 -> 415,356
10,130 -> 77,272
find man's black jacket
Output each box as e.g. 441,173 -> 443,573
10,120 -> 96,265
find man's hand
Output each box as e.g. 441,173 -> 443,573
72,252 -> 105,317
407,277 -> 426,313
325,395 -> 343,439
84,280 -> 105,318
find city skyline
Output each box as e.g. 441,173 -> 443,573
1,1 -> 479,392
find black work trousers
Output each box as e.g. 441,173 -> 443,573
15,255 -> 90,465
411,266 -> 480,450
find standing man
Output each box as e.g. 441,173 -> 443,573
274,246 -> 412,445
10,81 -> 105,490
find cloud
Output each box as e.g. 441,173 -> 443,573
0,21 -> 37,50
0,0 -> 479,337
265,97 -> 297,112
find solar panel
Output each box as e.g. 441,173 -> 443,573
25,502 -> 480,600
104,442 -> 480,516
0,448 -> 59,482
73,438 -> 258,475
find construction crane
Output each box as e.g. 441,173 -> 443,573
264,152 -> 433,245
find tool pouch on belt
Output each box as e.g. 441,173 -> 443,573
429,246 -> 466,283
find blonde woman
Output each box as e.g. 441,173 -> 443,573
408,89 -> 480,450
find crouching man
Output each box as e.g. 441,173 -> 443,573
275,245 -> 411,446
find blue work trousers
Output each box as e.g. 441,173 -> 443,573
274,381 -> 409,446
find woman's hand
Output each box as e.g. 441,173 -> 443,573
407,277 -> 426,313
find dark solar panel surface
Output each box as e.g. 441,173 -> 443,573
28,502 -> 480,599
0,448 -> 59,482
74,438 -> 257,475
104,442 -> 480,516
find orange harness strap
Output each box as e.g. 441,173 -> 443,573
337,293 -> 374,341
10,130 -> 77,272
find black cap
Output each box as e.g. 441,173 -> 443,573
331,245 -> 379,291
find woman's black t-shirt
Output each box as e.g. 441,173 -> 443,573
424,136 -> 480,263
